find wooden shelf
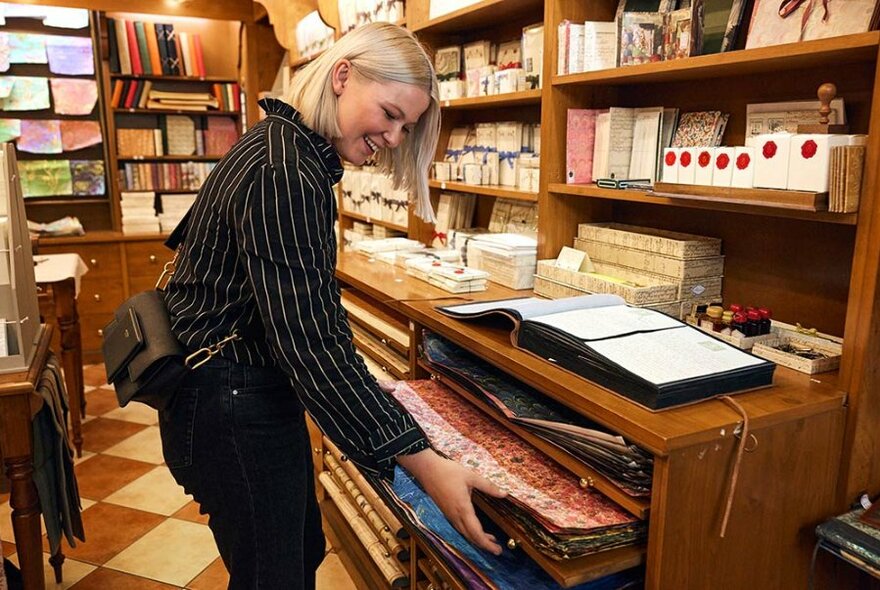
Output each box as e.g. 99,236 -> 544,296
24,198 -> 108,206
440,89 -> 541,110
40,230 -> 170,245
110,73 -> 238,83
290,50 -> 326,69
117,155 -> 221,162
429,179 -> 537,201
113,108 -> 240,116
553,32 -> 880,87
340,210 -> 408,233
411,0 -> 543,34
548,183 -> 859,225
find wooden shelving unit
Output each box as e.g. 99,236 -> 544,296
439,88 -> 542,109
340,210 -> 408,233
428,179 -> 537,201
113,108 -> 241,116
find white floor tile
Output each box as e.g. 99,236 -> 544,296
103,466 -> 191,516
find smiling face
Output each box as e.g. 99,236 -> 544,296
330,59 -> 431,165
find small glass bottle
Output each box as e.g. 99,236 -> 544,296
729,303 -> 743,315
721,310 -> 734,335
707,305 -> 725,332
758,308 -> 772,335
731,311 -> 748,335
745,309 -> 762,337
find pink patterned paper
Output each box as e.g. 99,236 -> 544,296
49,78 -> 97,115
17,119 -> 62,153
59,120 -> 102,151
566,109 -> 599,184
392,380 -> 637,532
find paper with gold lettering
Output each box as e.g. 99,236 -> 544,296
59,119 -> 102,151
0,76 -> 50,111
45,36 -> 94,75
19,159 -> 72,197
17,119 -> 62,153
49,78 -> 96,115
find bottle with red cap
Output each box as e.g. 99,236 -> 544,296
745,309 -> 762,337
758,308 -> 772,335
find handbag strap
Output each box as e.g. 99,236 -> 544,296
156,207 -> 239,369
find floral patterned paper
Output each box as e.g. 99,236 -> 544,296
0,77 -> 50,111
45,36 -> 94,75
0,118 -> 20,142
59,120 -> 102,151
19,159 -> 72,197
7,33 -> 47,64
49,78 -> 96,115
17,119 -> 61,153
70,159 -> 104,195
391,380 -> 637,533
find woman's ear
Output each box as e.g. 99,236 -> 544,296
331,59 -> 352,96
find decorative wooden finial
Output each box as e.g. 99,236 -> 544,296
817,82 -> 837,126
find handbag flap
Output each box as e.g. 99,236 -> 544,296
103,307 -> 145,383
120,291 -> 187,382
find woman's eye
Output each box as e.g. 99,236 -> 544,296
383,109 -> 395,120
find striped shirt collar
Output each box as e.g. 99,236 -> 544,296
258,97 -> 343,184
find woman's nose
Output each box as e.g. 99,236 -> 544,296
383,125 -> 404,149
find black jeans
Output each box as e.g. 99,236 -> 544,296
158,357 -> 326,589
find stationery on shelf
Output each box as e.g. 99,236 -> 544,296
437,295 -> 775,410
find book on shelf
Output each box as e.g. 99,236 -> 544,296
816,508 -> 880,572
107,18 -> 204,77
437,295 -> 776,410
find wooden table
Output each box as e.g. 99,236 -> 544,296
35,254 -> 87,457
0,325 -> 54,590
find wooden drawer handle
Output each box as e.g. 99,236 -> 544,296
149,255 -> 157,263
93,294 -> 101,302
90,258 -> 98,267
97,329 -> 103,337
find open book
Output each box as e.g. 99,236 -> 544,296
438,295 -> 775,410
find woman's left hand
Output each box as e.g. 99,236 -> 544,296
397,448 -> 507,555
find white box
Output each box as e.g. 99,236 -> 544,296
434,161 -> 451,182
499,156 -> 518,186
662,148 -> 679,183
496,68 -> 521,94
439,80 -> 465,101
731,146 -> 755,188
677,147 -> 696,184
694,147 -> 715,186
753,133 -> 793,189
786,134 -> 849,192
712,147 -> 735,187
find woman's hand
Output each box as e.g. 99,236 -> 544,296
397,448 -> 507,555
377,379 -> 398,394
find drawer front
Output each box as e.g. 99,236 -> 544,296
128,273 -> 161,295
41,243 -> 123,279
78,278 -> 125,314
80,312 -> 114,354
125,241 -> 174,281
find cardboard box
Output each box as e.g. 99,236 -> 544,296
787,133 -> 849,192
694,147 -> 715,186
753,133 -> 793,189
731,146 -> 755,188
712,147 -> 735,187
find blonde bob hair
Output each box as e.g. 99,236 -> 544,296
286,22 -> 440,222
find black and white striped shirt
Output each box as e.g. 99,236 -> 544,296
165,98 -> 428,479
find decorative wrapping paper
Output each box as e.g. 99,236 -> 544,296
166,115 -> 196,155
40,8 -> 90,29
70,159 -> 104,195
204,117 -> 238,155
0,118 -> 20,142
116,128 -> 154,156
0,77 -> 50,111
671,111 -> 723,147
17,119 -> 61,153
19,159 -> 72,197
384,466 -> 644,590
45,36 -> 94,75
0,77 -> 12,98
7,32 -> 47,64
391,380 -> 638,533
59,119 -> 102,151
49,78 -> 96,115
0,33 -> 9,72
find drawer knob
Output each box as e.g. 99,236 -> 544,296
506,538 -> 517,550
579,477 -> 594,489
93,294 -> 101,302
97,329 -> 103,337
149,255 -> 157,263
90,258 -> 98,267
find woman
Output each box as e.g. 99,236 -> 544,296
159,22 -> 505,589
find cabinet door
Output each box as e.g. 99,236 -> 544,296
41,243 -> 125,316
125,241 -> 173,293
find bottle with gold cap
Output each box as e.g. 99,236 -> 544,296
706,305 -> 725,332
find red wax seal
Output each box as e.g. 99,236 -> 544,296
762,141 -> 777,159
680,151 -> 692,167
454,269 -> 464,274
698,151 -> 711,167
736,153 -> 751,170
665,151 -> 677,166
716,153 -> 730,170
432,261 -> 441,266
801,139 -> 818,159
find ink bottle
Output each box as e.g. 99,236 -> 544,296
758,308 -> 772,335
745,309 -> 762,337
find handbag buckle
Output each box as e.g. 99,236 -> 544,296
184,331 -> 240,369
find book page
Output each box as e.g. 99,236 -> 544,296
530,304 -> 680,341
440,294 -> 622,320
587,325 -> 766,385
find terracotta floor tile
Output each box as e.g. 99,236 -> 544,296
172,501 -> 210,525
104,519 -> 218,587
316,552 -> 357,589
82,365 -> 108,388
186,557 -> 229,589
41,502 -> 164,566
70,567 -> 181,589
2,540 -> 14,557
6,551 -> 96,588
83,388 -> 122,417
80,418 -> 148,454
74,454 -> 155,501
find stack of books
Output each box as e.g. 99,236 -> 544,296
159,193 -> 196,233
120,191 -> 160,235
405,259 -> 489,293
466,233 -> 538,290
107,17 -> 206,77
110,81 -> 239,112
146,89 -> 218,112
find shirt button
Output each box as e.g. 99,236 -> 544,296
232,389 -> 238,395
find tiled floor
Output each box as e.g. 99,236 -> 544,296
1,365 -> 357,589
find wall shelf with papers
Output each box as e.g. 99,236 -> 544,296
548,183 -> 859,226
440,88 -> 542,110
113,108 -> 241,116
428,179 -> 537,201
109,73 -> 239,83
408,0 -> 543,34
116,155 -> 221,162
340,210 -> 408,233
552,32 -> 880,88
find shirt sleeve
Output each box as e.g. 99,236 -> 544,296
235,160 -> 428,481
